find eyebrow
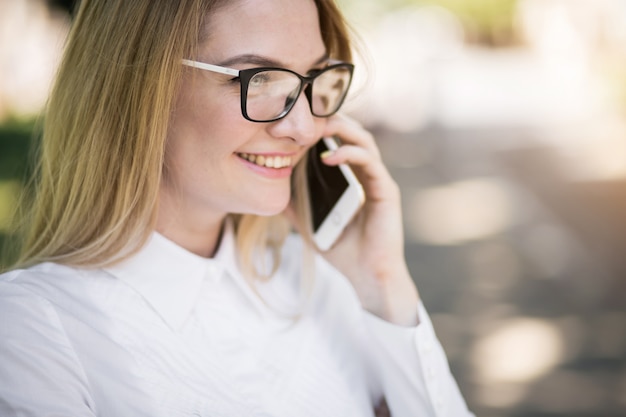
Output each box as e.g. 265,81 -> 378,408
217,52 -> 330,69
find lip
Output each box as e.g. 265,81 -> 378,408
236,152 -> 296,179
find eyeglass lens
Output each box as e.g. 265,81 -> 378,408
244,65 -> 352,122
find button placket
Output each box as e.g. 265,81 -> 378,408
435,394 -> 445,411
415,330 -> 444,415
425,364 -> 436,380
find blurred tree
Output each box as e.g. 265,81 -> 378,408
47,0 -> 76,15
428,0 -> 518,46
0,119 -> 36,270
0,120 -> 34,182
339,0 -> 519,47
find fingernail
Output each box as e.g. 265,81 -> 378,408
320,150 -> 334,159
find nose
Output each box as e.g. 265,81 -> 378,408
266,90 -> 320,146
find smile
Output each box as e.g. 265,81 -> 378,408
237,153 -> 293,169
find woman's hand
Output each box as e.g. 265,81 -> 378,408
318,114 -> 419,326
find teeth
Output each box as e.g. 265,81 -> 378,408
238,153 -> 292,169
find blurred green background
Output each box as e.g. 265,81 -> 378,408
2,0 -> 626,416
0,118 -> 35,268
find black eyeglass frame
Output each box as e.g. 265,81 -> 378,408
181,59 -> 355,123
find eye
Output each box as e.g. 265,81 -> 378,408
249,72 -> 271,88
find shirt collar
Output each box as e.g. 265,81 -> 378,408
104,220 -> 237,330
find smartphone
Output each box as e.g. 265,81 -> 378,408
306,137 -> 365,251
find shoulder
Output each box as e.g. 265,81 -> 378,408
0,262 -> 115,367
0,263 -> 112,327
0,264 -> 63,306
0,266 -> 84,373
0,266 -> 98,415
1,262 -> 87,287
2,263 -> 74,295
0,264 -> 80,329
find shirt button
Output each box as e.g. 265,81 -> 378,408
435,395 -> 445,410
425,365 -> 437,381
205,263 -> 223,281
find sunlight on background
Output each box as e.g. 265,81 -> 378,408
343,0 -> 626,181
0,0 -> 68,119
346,5 -> 464,132
407,178 -> 514,245
470,318 -> 564,409
337,1 -> 626,415
473,317 -> 564,384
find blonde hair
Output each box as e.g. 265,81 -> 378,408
9,0 -> 353,278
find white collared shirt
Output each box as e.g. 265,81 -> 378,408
0,224 -> 473,417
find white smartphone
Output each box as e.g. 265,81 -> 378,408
306,137 -> 365,251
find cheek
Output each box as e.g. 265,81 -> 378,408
165,99 -> 215,184
168,85 -> 235,156
172,86 -> 218,136
165,84 -> 256,186
173,73 -> 243,128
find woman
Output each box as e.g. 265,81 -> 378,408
0,0 -> 474,416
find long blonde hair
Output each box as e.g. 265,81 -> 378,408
9,0 -> 353,277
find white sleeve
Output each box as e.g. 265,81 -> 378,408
0,280 -> 97,417
362,301 -> 475,417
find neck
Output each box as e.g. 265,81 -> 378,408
155,193 -> 227,258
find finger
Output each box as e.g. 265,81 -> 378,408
320,144 -> 375,168
321,145 -> 396,201
323,115 -> 380,157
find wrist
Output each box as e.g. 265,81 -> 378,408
382,279 -> 420,326
368,263 -> 420,326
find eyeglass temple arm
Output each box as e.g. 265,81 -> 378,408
181,59 -> 240,77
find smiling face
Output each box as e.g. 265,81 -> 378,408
160,0 -> 328,235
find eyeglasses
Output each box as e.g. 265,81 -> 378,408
181,59 -> 354,123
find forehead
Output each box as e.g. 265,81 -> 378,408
200,0 -> 325,68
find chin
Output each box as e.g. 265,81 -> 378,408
245,195 -> 291,217
253,204 -> 289,217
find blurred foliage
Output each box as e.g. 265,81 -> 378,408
602,61 -> 626,115
47,0 -> 76,14
339,0 -> 519,46
424,0 -> 518,46
0,117 -> 36,181
0,117 -> 37,269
